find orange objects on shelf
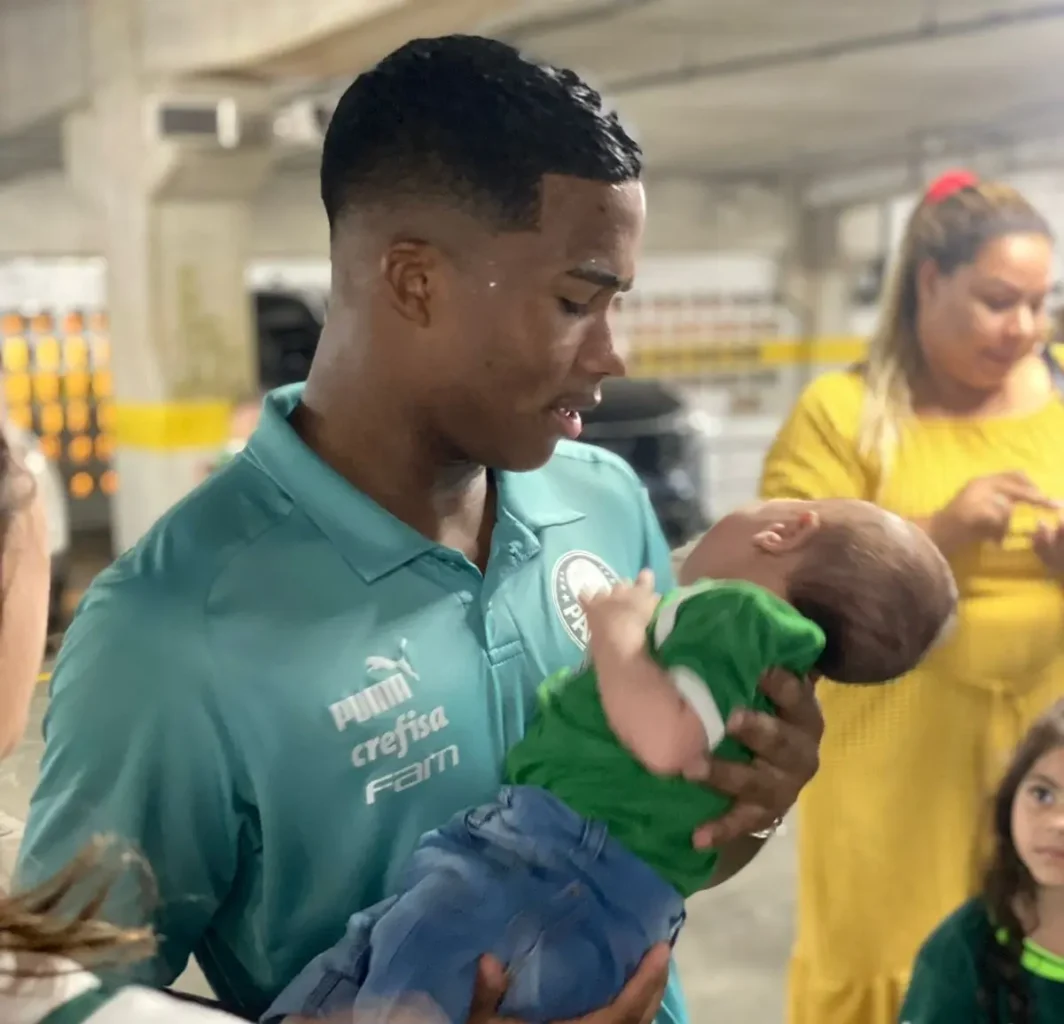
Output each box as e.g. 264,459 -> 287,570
92,370 -> 112,397
69,472 -> 95,499
39,404 -> 64,436
35,336 -> 61,371
39,436 -> 61,461
63,312 -> 85,334
65,401 -> 90,434
94,434 -> 114,461
100,469 -> 119,495
68,436 -> 93,464
64,371 -> 90,399
3,374 -> 30,405
64,336 -> 88,369
88,312 -> 108,333
96,402 -> 115,431
0,314 -> 25,336
31,314 -> 53,333
33,373 -> 60,403
2,337 -> 29,372
91,337 -> 110,366
6,406 -> 31,431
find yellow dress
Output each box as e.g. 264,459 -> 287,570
760,365 -> 1064,1024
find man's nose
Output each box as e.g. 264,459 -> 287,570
578,316 -> 626,378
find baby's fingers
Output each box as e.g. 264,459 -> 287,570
633,569 -> 656,591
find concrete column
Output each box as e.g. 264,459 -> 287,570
788,208 -> 851,336
68,0 -> 272,551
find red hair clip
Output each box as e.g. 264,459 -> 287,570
925,169 -> 979,204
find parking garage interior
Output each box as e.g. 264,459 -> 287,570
4,2 -> 1064,1022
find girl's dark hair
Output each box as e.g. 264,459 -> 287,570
980,699 -> 1064,1024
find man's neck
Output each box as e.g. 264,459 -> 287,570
296,366 -> 495,566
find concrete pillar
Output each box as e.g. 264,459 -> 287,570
787,208 -> 852,338
68,0 -> 272,551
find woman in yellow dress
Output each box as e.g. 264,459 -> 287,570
761,171 -> 1064,1024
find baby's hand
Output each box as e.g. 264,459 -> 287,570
579,570 -> 659,662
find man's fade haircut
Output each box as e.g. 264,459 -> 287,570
320,34 -> 642,234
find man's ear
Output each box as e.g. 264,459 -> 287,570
381,239 -> 446,327
752,510 -> 820,555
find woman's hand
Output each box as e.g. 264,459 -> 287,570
692,668 -> 824,849
1034,517 -> 1064,576
928,471 -> 1060,555
470,945 -> 670,1024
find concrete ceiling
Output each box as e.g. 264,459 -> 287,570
6,0 -> 1064,200
483,0 -> 1064,180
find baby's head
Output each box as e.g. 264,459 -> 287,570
679,498 -> 957,683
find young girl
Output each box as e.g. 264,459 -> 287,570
900,699 -> 1064,1023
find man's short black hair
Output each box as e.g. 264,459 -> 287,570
320,34 -> 642,233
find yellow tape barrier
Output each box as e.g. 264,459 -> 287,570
112,400 -> 232,451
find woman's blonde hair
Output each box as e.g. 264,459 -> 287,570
0,838 -> 155,971
860,177 -> 1053,468
0,434 -> 155,973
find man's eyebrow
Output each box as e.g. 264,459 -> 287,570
566,265 -> 634,292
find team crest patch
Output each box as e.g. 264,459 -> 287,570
551,551 -> 621,650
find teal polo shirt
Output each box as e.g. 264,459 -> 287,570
17,384 -> 687,1023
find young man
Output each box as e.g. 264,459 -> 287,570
17,35 -> 823,1024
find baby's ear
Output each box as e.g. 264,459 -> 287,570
753,510 -> 820,554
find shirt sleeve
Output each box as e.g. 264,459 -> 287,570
15,576 -> 242,989
899,937 -> 983,1023
650,587 -> 824,749
652,590 -> 775,748
759,371 -> 874,501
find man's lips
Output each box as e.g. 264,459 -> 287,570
550,407 -> 584,440
551,391 -> 602,415
547,391 -> 602,440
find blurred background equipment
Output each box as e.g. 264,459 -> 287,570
580,378 -> 708,547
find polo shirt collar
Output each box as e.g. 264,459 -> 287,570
246,385 -> 584,582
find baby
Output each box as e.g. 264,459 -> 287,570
264,498 -> 958,1024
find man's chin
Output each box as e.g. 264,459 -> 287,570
487,436 -> 561,473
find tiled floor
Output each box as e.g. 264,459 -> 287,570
1,683 -> 797,1021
